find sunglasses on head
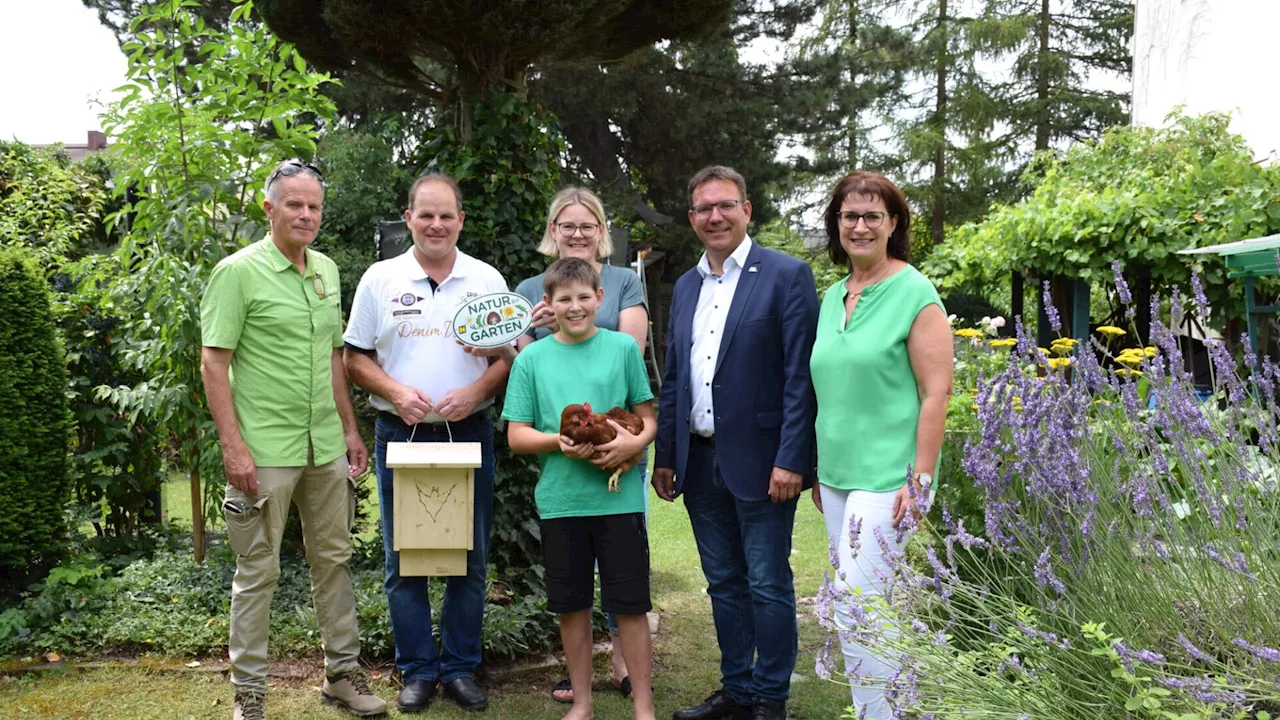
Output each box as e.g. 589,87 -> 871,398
267,159 -> 324,187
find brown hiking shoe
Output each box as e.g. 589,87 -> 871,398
233,691 -> 266,720
322,670 -> 389,717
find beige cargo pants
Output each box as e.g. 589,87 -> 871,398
223,451 -> 361,693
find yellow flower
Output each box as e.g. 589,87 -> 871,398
1144,346 -> 1157,358
1115,354 -> 1144,368
503,305 -> 515,318
989,338 -> 1017,349
954,328 -> 984,339
1047,357 -> 1073,370
1037,347 -> 1051,355
1115,368 -> 1144,377
969,403 -> 979,410
1050,337 -> 1078,348
1096,325 -> 1127,337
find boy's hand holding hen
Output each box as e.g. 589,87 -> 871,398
559,403 -> 648,491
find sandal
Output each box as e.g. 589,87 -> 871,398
612,676 -> 631,698
552,678 -> 574,703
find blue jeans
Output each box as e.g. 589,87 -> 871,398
374,412 -> 495,683
682,438 -> 798,704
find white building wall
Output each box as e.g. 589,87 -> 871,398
1133,0 -> 1280,162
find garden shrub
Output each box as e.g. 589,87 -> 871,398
0,247 -> 73,597
54,255 -> 168,540
0,534 -> 562,663
818,273 -> 1280,718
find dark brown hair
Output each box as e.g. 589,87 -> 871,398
824,172 -> 911,266
543,257 -> 601,298
687,165 -> 748,207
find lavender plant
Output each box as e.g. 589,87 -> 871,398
818,270 -> 1280,719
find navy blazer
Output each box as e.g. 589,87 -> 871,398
655,241 -> 820,500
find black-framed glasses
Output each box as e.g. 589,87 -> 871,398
691,199 -> 743,218
266,159 -> 324,188
835,210 -> 888,229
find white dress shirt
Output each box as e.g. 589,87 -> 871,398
689,236 -> 754,436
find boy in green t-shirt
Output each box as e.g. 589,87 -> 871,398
503,257 -> 657,720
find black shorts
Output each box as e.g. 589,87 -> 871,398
540,513 -> 651,616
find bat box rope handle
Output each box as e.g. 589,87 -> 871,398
407,420 -> 454,444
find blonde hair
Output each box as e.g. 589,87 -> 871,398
537,186 -> 614,258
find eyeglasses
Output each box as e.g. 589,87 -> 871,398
555,222 -> 600,238
835,210 -> 888,229
691,199 -> 743,218
267,159 -> 324,188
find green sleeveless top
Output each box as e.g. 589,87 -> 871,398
810,265 -> 944,492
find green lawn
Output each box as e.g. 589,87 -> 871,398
3,478 -> 851,719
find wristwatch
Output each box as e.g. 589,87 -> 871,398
914,472 -> 933,489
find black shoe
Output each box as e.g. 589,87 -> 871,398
750,700 -> 787,720
441,677 -> 489,712
673,690 -> 751,720
396,678 -> 434,713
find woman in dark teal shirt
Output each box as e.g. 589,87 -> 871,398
809,172 -> 953,719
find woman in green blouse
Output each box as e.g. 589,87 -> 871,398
809,172 -> 953,719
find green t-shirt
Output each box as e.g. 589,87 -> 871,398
514,263 -> 646,341
501,328 -> 654,519
200,237 -> 346,467
810,265 -> 944,492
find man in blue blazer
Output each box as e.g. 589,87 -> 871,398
653,165 -> 819,720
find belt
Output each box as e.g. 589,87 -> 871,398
377,410 -> 484,433
691,433 -> 715,448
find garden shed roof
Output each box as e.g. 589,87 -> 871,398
1177,232 -> 1280,356
1177,232 -> 1280,258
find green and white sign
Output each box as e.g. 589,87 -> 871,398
452,292 -> 533,348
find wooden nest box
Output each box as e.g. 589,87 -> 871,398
386,441 -> 481,576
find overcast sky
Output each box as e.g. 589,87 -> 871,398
0,0 -> 127,146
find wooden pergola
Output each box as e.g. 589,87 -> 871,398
1177,232 -> 1280,356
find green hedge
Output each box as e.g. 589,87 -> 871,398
0,247 -> 72,596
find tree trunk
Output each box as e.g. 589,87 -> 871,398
847,0 -> 860,167
931,0 -> 949,247
190,466 -> 205,564
1035,0 -> 1051,152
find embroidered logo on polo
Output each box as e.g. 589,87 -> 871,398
394,293 -> 425,306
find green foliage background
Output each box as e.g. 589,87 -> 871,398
924,112 -> 1280,327
0,248 -> 72,597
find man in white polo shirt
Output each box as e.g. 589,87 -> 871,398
343,172 -> 509,714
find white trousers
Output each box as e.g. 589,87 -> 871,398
819,484 -> 908,720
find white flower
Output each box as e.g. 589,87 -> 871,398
1172,500 -> 1191,520
948,314 -> 957,326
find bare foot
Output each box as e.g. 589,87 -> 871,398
561,703 -> 593,720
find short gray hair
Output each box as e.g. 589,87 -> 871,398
265,159 -> 324,203
687,165 -> 748,207
408,172 -> 463,211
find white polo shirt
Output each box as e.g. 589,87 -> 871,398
344,248 -> 509,421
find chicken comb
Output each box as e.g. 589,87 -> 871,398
583,402 -> 592,414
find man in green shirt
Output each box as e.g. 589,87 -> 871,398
200,160 -> 388,720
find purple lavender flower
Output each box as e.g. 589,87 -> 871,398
1233,637 -> 1280,663
1157,675 -> 1246,706
1190,267 -> 1209,320
814,638 -> 834,680
1114,641 -> 1166,666
1175,634 -> 1215,664
1042,281 -> 1061,332
1033,549 -> 1067,595
1112,259 -> 1132,304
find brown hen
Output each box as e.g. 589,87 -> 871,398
559,402 -> 646,492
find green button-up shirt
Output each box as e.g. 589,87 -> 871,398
200,237 -> 346,467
